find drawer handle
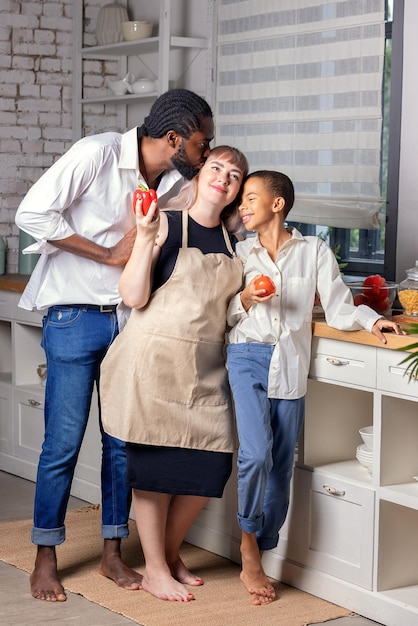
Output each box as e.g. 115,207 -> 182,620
28,398 -> 41,407
326,357 -> 349,366
323,485 -> 346,496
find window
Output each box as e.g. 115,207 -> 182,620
310,0 -> 403,279
215,0 -> 403,279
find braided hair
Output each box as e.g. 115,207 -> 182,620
140,89 -> 213,139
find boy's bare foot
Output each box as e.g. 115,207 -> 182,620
142,565 -> 195,602
98,538 -> 143,590
240,566 -> 276,605
30,545 -> 67,602
240,532 -> 275,605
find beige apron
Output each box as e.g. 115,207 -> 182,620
101,211 -> 243,453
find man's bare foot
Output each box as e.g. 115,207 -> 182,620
30,545 -> 67,602
168,555 -> 204,586
98,538 -> 142,590
142,565 -> 195,602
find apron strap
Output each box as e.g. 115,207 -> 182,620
182,210 -> 235,255
181,210 -> 188,249
221,221 -> 235,256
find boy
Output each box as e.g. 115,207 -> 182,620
226,170 -> 403,605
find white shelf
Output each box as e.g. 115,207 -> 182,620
80,35 -> 207,59
380,483 -> 418,510
81,91 -> 158,105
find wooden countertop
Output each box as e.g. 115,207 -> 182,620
312,318 -> 418,351
0,274 -> 29,293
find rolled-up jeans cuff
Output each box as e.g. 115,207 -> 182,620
237,513 -> 264,535
102,523 -> 129,540
31,525 -> 65,546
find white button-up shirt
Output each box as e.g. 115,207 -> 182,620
227,228 -> 380,399
15,127 -> 184,312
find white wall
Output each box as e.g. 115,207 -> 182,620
396,0 -> 418,281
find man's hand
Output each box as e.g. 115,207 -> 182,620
107,227 -> 137,266
48,228 -> 137,267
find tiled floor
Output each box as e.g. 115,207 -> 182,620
0,471 -> 382,626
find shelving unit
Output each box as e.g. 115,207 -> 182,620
72,0 -> 214,140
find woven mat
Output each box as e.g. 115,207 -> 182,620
0,505 -> 352,626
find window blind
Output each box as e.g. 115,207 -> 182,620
215,0 -> 386,229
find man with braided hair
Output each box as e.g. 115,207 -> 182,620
15,89 -> 214,603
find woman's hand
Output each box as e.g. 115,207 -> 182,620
133,195 -> 160,242
240,275 -> 276,312
371,318 -> 407,344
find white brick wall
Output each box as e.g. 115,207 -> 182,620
0,0 -> 73,272
0,0 -> 118,273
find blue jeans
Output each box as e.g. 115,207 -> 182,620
31,305 -> 131,546
227,342 -> 305,551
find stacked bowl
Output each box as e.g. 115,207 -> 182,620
356,426 -> 373,475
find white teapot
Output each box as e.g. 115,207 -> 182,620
105,72 -> 134,96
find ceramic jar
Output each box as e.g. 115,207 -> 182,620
95,3 -> 129,45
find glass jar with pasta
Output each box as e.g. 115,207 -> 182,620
399,261 -> 418,316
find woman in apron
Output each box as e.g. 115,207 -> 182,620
100,146 -> 248,602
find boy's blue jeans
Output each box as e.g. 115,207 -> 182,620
227,342 -> 304,551
31,305 -> 131,546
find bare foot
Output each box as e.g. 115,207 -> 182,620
98,538 -> 142,590
142,564 -> 195,602
168,555 -> 204,586
240,532 -> 275,605
30,545 -> 67,602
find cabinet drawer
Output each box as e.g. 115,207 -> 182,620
13,389 -> 45,465
310,337 -> 376,388
292,467 -> 375,589
377,348 -> 418,398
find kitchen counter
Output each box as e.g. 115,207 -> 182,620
0,274 -> 28,293
313,317 -> 418,351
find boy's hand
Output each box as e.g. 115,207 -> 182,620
240,275 -> 276,312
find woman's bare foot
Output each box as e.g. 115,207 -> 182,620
30,545 -> 67,602
98,538 -> 143,590
142,564 -> 195,602
168,555 -> 204,586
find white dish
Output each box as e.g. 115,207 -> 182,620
128,79 -> 155,94
356,444 -> 373,474
359,426 -> 374,451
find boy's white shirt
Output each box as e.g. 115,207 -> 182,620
227,228 -> 380,399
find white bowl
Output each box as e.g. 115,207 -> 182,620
122,21 -> 153,41
129,79 -> 155,94
356,444 -> 373,474
359,426 -> 374,451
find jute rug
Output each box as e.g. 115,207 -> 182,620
0,505 -> 352,626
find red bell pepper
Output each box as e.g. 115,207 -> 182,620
132,188 -> 157,215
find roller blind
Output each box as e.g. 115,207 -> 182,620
215,0 -> 386,229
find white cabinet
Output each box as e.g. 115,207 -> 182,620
186,331 -> 418,626
0,288 -> 102,502
286,335 -> 418,626
73,0 -> 214,140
